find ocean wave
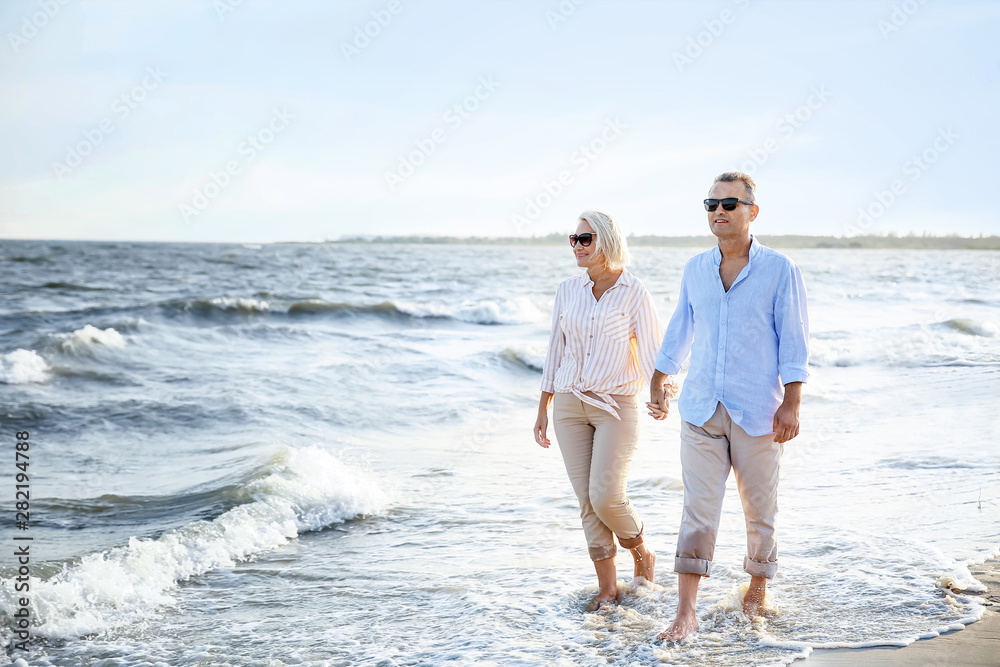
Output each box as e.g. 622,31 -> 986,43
204,297 -> 271,314
498,345 -> 546,371
0,445 -> 387,640
287,299 -> 405,317
39,281 -> 109,292
411,296 -> 543,325
938,318 -> 997,337
52,324 -> 127,356
171,297 -> 271,315
10,295 -> 541,327
877,456 -> 980,470
0,349 -> 51,384
289,297 -> 543,325
809,321 -> 1000,367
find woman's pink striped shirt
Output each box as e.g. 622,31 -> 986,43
541,269 -> 665,420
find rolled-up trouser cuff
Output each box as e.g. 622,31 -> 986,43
674,556 -> 711,576
743,556 -> 778,579
617,524 -> 644,550
589,544 -> 617,561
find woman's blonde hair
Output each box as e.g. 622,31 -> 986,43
579,210 -> 631,270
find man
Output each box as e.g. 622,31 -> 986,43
647,172 -> 809,642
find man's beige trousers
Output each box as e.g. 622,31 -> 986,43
675,401 -> 782,578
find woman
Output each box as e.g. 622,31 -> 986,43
534,210 -> 675,611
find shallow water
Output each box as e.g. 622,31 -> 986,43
1,241 -> 998,666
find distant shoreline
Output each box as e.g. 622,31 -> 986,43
2,235 -> 998,250
336,233 -> 1000,250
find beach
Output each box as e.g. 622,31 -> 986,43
804,557 -> 999,665
1,240 -> 997,666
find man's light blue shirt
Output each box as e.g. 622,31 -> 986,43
654,236 -> 810,437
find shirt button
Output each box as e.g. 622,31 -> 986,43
721,320 -> 726,325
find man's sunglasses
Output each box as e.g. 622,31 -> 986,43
704,198 -> 754,212
569,233 -> 596,247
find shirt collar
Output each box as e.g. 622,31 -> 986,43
582,268 -> 632,288
712,235 -> 761,265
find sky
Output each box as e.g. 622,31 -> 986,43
1,0 -> 998,243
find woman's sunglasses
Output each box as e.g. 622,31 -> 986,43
569,233 -> 596,247
704,197 -> 754,212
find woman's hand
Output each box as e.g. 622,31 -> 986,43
535,392 -> 553,447
534,411 -> 551,448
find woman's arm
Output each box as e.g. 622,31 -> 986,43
536,285 -> 564,448
534,391 -> 553,448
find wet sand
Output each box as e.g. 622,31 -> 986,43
802,557 -> 1000,666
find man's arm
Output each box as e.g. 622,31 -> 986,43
648,267 -> 694,420
772,381 -> 801,443
773,262 -> 809,442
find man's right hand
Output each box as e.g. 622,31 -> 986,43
647,371 -> 671,420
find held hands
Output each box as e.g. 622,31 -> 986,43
646,372 -> 679,420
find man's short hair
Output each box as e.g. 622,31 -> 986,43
712,172 -> 757,204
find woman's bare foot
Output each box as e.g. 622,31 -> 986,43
657,608 -> 698,641
586,555 -> 618,611
630,545 -> 656,583
742,576 -> 766,617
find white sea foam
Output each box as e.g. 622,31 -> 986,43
0,349 -> 51,384
401,296 -> 544,325
207,297 -> 271,314
55,324 -> 127,356
809,320 -> 1000,367
2,445 -> 386,639
500,344 -> 546,371
941,317 -> 997,337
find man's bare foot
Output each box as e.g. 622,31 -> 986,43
657,608 -> 698,641
742,576 -> 766,617
631,545 -> 656,583
585,588 -> 619,612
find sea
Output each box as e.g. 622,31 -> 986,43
0,239 -> 998,667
